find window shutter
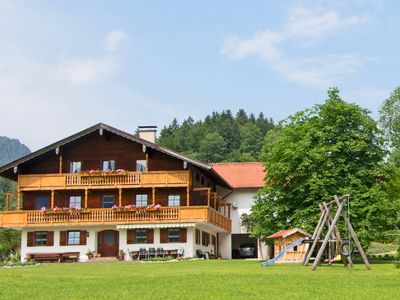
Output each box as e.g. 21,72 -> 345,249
27,232 -> 34,247
160,228 -> 168,243
47,231 -> 54,246
60,231 -> 67,246
179,228 -> 187,243
127,229 -> 135,244
80,231 -> 87,245
147,229 -> 154,244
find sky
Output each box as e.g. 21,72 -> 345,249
1,0 -> 399,151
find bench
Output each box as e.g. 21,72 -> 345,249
27,252 -> 80,263
27,253 -> 63,263
62,252 -> 80,262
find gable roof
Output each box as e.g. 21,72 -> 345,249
211,162 -> 265,189
0,123 -> 231,189
267,228 -> 311,239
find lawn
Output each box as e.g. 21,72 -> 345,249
0,260 -> 399,300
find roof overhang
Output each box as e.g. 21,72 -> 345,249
116,223 -> 196,229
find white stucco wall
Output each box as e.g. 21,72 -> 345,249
20,225 -> 220,261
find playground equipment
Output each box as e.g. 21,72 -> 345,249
261,238 -> 304,267
303,194 -> 371,271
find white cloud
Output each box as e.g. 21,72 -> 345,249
221,5 -> 373,88
105,30 -> 127,52
345,86 -> 390,114
57,56 -> 118,85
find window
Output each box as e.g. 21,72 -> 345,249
67,231 -> 80,245
293,245 -> 298,252
35,196 -> 49,210
135,229 -> 147,243
168,195 -> 180,207
136,194 -> 148,207
202,231 -> 210,246
69,196 -> 82,209
34,232 -> 48,246
168,228 -> 180,243
102,195 -> 115,208
195,229 -> 201,245
70,161 -> 81,173
136,160 -> 146,172
102,160 -> 115,171
211,235 -> 216,246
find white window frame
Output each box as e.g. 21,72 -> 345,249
136,194 -> 148,207
136,160 -> 146,172
69,196 -> 82,209
168,195 -> 180,207
102,160 -> 116,171
34,232 -> 48,246
67,231 -> 80,245
168,228 -> 180,243
135,229 -> 147,243
70,161 -> 82,173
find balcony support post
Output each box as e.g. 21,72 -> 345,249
223,200 -> 226,216
59,156 -> 63,174
17,191 -> 21,211
186,187 -> 190,206
152,187 -> 156,205
118,188 -> 122,207
84,189 -> 88,209
207,188 -> 211,207
146,153 -> 149,172
51,190 -> 55,208
5,193 -> 9,211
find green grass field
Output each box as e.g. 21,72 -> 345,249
0,260 -> 399,300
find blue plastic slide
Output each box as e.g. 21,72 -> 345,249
261,238 -> 305,267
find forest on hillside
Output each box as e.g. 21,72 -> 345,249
158,109 -> 274,163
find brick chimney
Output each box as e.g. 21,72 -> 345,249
138,126 -> 157,143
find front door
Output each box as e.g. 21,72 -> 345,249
98,230 -> 119,257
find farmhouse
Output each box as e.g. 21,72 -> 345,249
0,123 -> 267,261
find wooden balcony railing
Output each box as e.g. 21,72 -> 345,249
0,206 -> 231,232
18,171 -> 190,190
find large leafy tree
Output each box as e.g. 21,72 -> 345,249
250,88 -> 390,246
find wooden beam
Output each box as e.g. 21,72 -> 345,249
5,193 -> 9,211
51,190 -> 55,208
59,155 -> 63,174
186,187 -> 190,206
118,188 -> 122,207
145,153 -> 149,172
312,199 -> 346,271
152,187 -> 156,205
207,188 -> 211,207
84,189 -> 88,209
17,191 -> 21,211
304,206 -> 330,266
334,196 -> 370,270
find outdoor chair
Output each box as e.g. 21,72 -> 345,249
138,248 -> 148,260
177,248 -> 184,257
156,247 -> 164,258
148,247 -> 157,258
196,249 -> 205,259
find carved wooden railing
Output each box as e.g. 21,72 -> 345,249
0,206 -> 231,232
18,171 -> 190,190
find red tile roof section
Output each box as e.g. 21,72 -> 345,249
211,162 -> 265,189
267,228 -> 311,239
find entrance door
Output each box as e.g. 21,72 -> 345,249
98,230 -> 119,257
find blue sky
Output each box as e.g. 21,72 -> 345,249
1,0 -> 399,150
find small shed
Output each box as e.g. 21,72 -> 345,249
268,228 -> 311,263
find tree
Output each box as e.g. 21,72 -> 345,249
250,88 -> 390,246
197,132 -> 227,163
379,86 -> 400,147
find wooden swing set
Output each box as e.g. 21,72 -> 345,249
303,194 -> 371,271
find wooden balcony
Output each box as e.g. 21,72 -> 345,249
18,171 -> 190,191
0,206 -> 231,232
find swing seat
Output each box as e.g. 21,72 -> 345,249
324,254 -> 341,263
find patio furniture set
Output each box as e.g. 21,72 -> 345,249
130,247 -> 185,260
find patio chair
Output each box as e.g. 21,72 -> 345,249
196,249 -> 205,259
156,247 -> 164,258
177,248 -> 184,257
148,247 -> 157,258
138,248 -> 148,260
